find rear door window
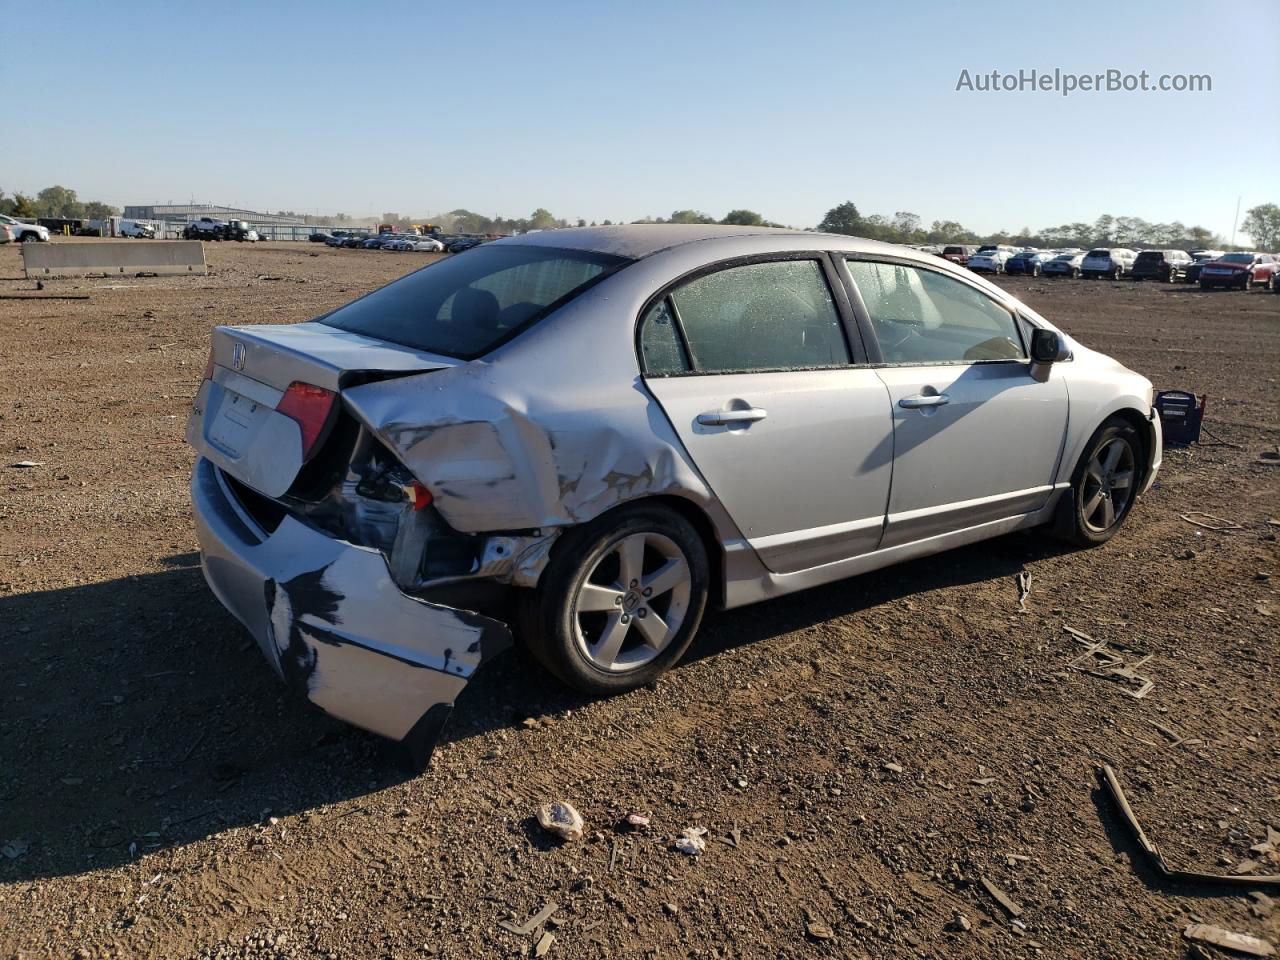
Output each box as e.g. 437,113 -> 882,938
846,260 -> 1026,365
661,259 -> 850,373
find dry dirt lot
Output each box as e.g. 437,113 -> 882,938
1,241 -> 1277,960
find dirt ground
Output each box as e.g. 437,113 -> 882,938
1,241 -> 1276,960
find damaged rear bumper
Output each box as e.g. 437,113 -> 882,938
190,457 -> 512,765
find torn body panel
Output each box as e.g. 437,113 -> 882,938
192,456 -> 511,757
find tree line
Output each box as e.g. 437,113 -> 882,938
6,183 -> 1277,250
815,201 -> 1280,253
0,185 -> 119,221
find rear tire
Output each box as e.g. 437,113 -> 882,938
1051,417 -> 1142,547
522,504 -> 709,695
20,232 -> 39,243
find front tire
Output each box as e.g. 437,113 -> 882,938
523,504 -> 709,695
1052,418 -> 1142,547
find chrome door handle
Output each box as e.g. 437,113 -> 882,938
899,394 -> 950,409
697,407 -> 768,426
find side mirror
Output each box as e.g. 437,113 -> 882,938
1030,328 -> 1072,363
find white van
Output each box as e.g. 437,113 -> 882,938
119,220 -> 157,239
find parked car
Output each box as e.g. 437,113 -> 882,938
382,236 -> 415,251
967,245 -> 1017,274
119,219 -> 157,239
0,223 -> 13,244
0,214 -> 50,242
1183,255 -> 1219,285
324,234 -> 349,247
309,233 -> 331,243
1188,249 -> 1224,263
342,235 -> 366,248
1131,250 -> 1192,282
1005,249 -> 1054,277
448,237 -> 484,253
1043,253 -> 1084,278
1080,248 -> 1137,280
405,237 -> 445,252
1198,252 -> 1278,290
186,225 -> 1162,764
361,236 -> 388,249
938,245 -> 976,266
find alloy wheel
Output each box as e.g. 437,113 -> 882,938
572,532 -> 691,672
1081,437 -> 1136,533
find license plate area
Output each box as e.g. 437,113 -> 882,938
207,388 -> 271,458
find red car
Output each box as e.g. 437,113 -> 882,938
939,244 -> 976,266
1198,252 -> 1278,290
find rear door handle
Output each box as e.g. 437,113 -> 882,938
899,394 -> 950,409
697,407 -> 768,426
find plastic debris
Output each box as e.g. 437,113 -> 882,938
624,812 -> 651,830
9,461 -> 44,468
1183,923 -> 1275,957
674,826 -> 708,856
1100,765 -> 1280,888
536,801 -> 583,842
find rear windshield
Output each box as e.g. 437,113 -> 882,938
1086,249 -> 1110,258
1134,251 -> 1163,263
1220,253 -> 1253,264
942,246 -> 966,255
320,244 -> 627,359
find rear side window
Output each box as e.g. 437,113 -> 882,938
847,260 -> 1026,365
638,299 -> 690,374
665,259 -> 849,373
320,244 -> 627,359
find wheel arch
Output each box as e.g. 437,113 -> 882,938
534,492 -> 728,610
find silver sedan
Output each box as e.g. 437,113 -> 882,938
187,225 -> 1161,765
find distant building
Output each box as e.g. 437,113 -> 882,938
122,203 -> 306,225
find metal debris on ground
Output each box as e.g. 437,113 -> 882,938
979,877 -> 1023,918
674,826 -> 708,856
1015,571 -> 1032,612
1062,626 -> 1155,699
1183,923 -> 1275,957
9,461 -> 44,468
1181,512 -> 1244,531
1099,765 -> 1280,888
536,801 -> 584,842
498,901 -> 559,936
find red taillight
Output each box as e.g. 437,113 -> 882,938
401,480 -> 433,511
276,381 -> 337,461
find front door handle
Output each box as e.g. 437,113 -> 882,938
899,394 -> 950,409
697,407 -> 768,426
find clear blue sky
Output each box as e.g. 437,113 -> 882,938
5,0 -> 1277,239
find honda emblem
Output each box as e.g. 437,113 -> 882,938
231,342 -> 246,371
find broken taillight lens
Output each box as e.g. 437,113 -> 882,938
401,480 -> 434,510
276,381 -> 337,461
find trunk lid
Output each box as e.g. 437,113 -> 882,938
187,322 -> 456,497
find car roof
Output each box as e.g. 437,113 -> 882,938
486,224 -> 912,260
